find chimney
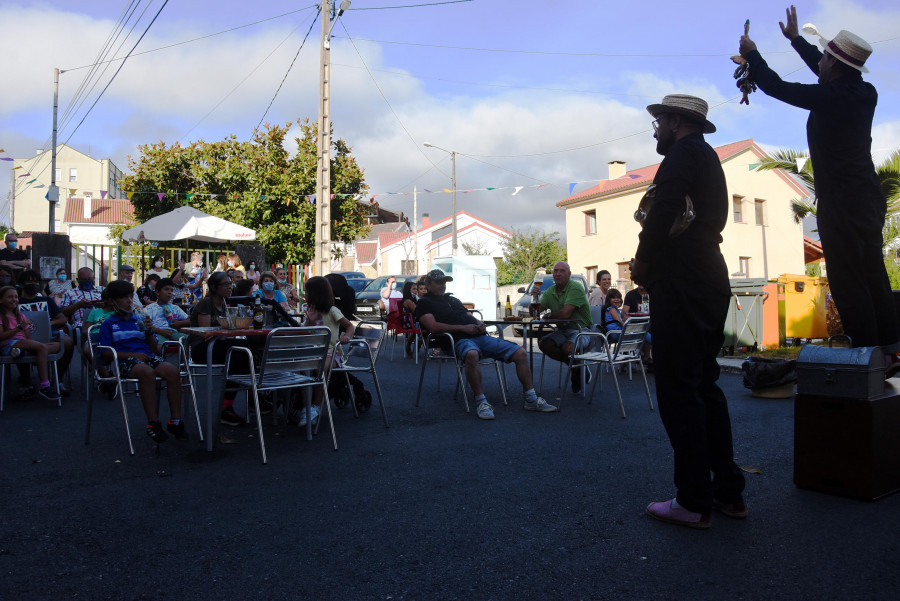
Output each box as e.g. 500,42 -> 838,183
83,193 -> 92,220
608,160 -> 626,180
36,149 -> 43,156
422,213 -> 430,228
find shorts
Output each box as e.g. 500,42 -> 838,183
117,355 -> 164,377
0,341 -> 24,356
454,335 -> 520,363
544,327 -> 589,351
606,330 -> 651,345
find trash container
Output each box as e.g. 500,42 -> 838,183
776,274 -> 829,343
724,278 -> 768,353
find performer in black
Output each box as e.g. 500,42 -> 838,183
633,94 -> 745,529
740,6 -> 899,375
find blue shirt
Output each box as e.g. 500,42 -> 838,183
254,289 -> 287,303
99,313 -> 152,354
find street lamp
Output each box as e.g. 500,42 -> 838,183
423,142 -> 457,255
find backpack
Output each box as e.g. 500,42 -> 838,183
325,273 -> 357,320
328,371 -> 372,413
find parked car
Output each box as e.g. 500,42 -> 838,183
354,274 -> 420,319
333,271 -> 367,281
511,274 -> 590,336
346,278 -> 373,294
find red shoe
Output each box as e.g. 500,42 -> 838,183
646,499 -> 711,529
712,498 -> 748,519
885,354 -> 900,379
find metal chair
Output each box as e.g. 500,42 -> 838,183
332,320 -> 390,428
560,316 -> 654,417
414,329 -> 508,414
0,311 -> 65,411
84,324 -> 203,454
224,327 -> 333,463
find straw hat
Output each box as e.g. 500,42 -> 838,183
819,30 -> 871,73
646,94 -> 716,134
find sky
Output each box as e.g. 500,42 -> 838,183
2,0 -> 899,239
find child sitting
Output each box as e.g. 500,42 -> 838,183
99,280 -> 187,443
602,288 -> 652,362
0,285 -> 61,400
144,278 -> 190,343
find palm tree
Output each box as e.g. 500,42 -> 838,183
755,148 -> 900,249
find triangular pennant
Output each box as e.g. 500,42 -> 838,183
537,184 -> 546,190
1,157 -> 14,162
34,184 -> 45,188
310,194 -> 316,204
486,187 -> 496,191
424,189 -> 433,193
45,191 -> 49,200
157,192 -> 165,201
17,172 -> 31,177
512,186 -> 523,196
795,157 -> 808,171
260,195 -> 266,200
330,194 -> 335,200
443,188 -> 452,194
126,192 -> 134,200
13,165 -> 22,169
100,190 -> 108,199
569,183 -> 577,195
69,188 -> 77,196
26,178 -> 36,184
186,193 -> 193,201
748,163 -> 760,171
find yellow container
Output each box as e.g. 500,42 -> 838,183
776,274 -> 830,340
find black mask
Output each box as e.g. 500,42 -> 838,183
0,277 -> 11,286
23,283 -> 39,295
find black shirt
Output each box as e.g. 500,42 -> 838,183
623,289 -> 645,314
747,38 -> 884,226
414,293 -> 479,346
0,247 -> 29,278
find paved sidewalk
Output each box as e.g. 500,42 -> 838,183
1,345 -> 898,600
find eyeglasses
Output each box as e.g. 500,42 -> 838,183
651,118 -> 662,133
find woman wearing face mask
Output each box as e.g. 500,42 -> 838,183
275,267 -> 301,309
227,253 -> 245,275
0,266 -> 15,289
46,268 -> 74,304
254,271 -> 290,312
147,256 -> 169,280
245,260 -> 261,286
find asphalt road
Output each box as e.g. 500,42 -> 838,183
1,342 -> 898,601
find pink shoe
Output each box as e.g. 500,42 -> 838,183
646,499 -> 711,529
885,354 -> 900,379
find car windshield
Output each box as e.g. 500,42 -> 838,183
347,279 -> 372,293
362,277 -> 390,292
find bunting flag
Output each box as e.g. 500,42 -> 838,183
34,184 -> 45,188
796,157 -> 808,171
569,182 -> 577,195
310,194 -> 316,204
13,165 -> 22,169
26,178 -> 36,184
69,188 -> 76,196
512,186 -> 523,196
157,192 -> 165,201
424,189 -> 433,193
330,194 -> 335,200
127,192 -> 134,200
186,193 -> 193,201
748,163 -> 760,170
443,188 -> 452,194
18,172 -> 31,177
100,190 -> 108,199
1,157 -> 14,162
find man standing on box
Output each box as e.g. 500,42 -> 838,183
632,94 -> 746,529
740,6 -> 900,376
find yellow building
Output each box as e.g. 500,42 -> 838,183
558,139 -> 808,289
8,144 -> 125,234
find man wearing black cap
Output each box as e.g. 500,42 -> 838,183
415,269 -> 557,420
740,6 -> 898,374
634,94 -> 745,530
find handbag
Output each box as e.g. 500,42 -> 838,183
633,184 -> 695,238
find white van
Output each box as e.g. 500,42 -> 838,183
430,255 -> 498,320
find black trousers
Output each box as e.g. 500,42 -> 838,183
818,206 -> 899,351
649,264 -> 745,514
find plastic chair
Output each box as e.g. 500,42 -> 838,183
387,298 -> 421,363
224,326 -> 333,463
0,311 -> 65,411
560,317 -> 654,417
84,324 -> 203,454
331,320 -> 390,428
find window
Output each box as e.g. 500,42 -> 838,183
55,168 -> 61,182
754,199 -> 766,225
584,210 -> 597,236
733,195 -> 744,223
585,266 -> 597,286
738,256 -> 751,277
69,168 -> 77,183
401,260 -> 416,275
617,261 -> 631,283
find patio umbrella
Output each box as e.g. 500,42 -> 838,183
122,206 -> 256,243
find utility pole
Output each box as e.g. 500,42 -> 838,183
413,186 -> 419,272
49,67 -> 60,234
450,150 -> 457,255
314,1 -> 332,276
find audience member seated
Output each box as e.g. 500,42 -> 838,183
588,269 -> 612,307
245,260 -> 261,288
59,267 -> 104,330
170,269 -> 193,305
415,268 -> 557,420
116,264 -> 144,308
145,255 -> 170,281
17,269 -> 74,396
145,278 -> 190,343
233,278 -> 254,297
227,254 -> 245,275
99,280 -> 186,443
623,283 -> 650,318
0,265 -> 14,289
400,280 -> 418,356
180,253 -> 208,302
537,261 -> 593,393
0,233 -> 32,281
254,271 -> 290,312
45,267 -> 74,306
603,288 -> 652,363
0,285 -> 60,401
188,271 -> 271,426
298,276 -> 355,427
275,267 -> 301,309
136,274 -> 160,306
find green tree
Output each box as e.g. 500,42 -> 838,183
119,119 -> 370,264
462,239 -> 490,255
497,228 -> 567,286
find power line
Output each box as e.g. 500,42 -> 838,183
348,0 -> 474,9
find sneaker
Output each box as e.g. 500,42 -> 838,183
14,385 -> 37,402
166,420 -> 189,441
146,421 -> 170,443
476,400 -> 495,420
297,405 -> 320,427
712,498 -> 748,519
646,499 -> 711,530
220,405 -> 247,427
38,385 -> 61,401
524,396 -> 558,412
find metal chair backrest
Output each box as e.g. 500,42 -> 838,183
611,317 -> 650,360
590,305 -> 606,329
258,326 -> 331,379
21,310 -> 53,343
347,321 -> 385,363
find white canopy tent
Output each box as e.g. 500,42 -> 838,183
122,206 -> 256,243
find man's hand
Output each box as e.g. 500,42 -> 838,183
467,323 -> 486,336
780,5 -> 799,40
131,352 -> 150,362
739,35 -> 757,58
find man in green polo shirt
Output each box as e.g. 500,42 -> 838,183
538,261 -> 592,392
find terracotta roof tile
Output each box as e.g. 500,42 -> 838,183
63,198 -> 134,225
356,240 -> 378,265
